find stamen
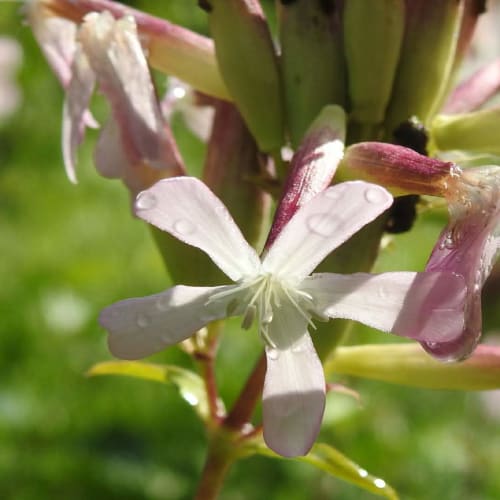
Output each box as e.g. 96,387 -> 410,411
281,284 -> 317,331
241,304 -> 256,330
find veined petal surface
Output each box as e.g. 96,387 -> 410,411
262,299 -> 325,457
303,271 -> 466,343
100,284 -> 235,359
135,177 -> 261,281
262,182 -> 392,280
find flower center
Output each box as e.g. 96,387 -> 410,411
207,273 -> 315,348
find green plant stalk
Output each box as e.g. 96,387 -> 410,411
194,428 -> 239,500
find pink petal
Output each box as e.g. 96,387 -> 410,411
100,285 -> 234,359
27,5 -> 77,88
263,182 -> 392,280
263,333 -> 325,458
78,12 -> 183,176
62,47 -> 96,183
422,166 -> 500,360
303,271 -> 466,343
135,177 -> 261,281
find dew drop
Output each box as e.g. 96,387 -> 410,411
182,392 -> 199,406
439,232 -> 454,250
267,348 -> 279,361
374,478 -> 386,489
364,187 -> 386,204
307,213 -> 338,237
136,191 -> 157,210
136,313 -> 150,328
358,468 -> 368,478
324,188 -> 342,200
156,295 -> 170,311
174,219 -> 196,235
292,343 -> 305,354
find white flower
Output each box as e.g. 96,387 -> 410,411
99,177 -> 466,457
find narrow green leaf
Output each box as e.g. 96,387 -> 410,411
87,361 -> 210,420
299,443 -> 399,500
249,440 -> 398,499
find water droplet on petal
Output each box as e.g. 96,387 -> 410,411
324,188 -> 342,200
307,213 -> 338,237
174,219 -> 196,235
214,205 -> 226,216
136,192 -> 157,210
156,295 -> 170,311
364,187 -> 387,204
292,343 -> 305,354
136,313 -> 150,328
267,348 -> 279,361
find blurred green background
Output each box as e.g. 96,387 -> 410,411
1,1 -> 500,499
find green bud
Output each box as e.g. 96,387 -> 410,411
384,0 -> 463,137
430,108 -> 500,155
206,0 -> 284,153
278,0 -> 346,147
325,344 -> 500,390
343,0 -> 405,127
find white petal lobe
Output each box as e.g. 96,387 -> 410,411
263,182 -> 392,280
135,177 -> 261,281
303,271 -> 466,343
100,285 -> 234,359
263,334 -> 325,457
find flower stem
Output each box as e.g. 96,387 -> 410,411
224,352 -> 266,430
194,431 -> 236,500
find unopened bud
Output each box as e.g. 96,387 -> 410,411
278,0 -> 346,147
206,0 -> 284,153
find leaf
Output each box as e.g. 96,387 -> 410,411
250,440 -> 398,499
87,360 -> 210,420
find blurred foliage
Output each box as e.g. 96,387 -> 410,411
1,1 -> 500,499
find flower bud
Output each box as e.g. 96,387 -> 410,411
278,0 -> 346,147
265,105 -> 346,249
340,142 -> 454,196
384,0 -> 464,136
343,0 -> 405,128
326,344 -> 500,390
206,0 -> 284,153
29,0 -> 229,99
430,108 -> 500,155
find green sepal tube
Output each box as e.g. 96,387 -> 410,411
343,0 -> 405,127
430,108 -> 500,155
384,0 -> 464,137
325,344 -> 500,391
206,0 -> 284,153
278,0 -> 346,148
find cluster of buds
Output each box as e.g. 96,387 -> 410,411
27,0 -> 500,474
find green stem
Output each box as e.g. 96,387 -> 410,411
194,432 -> 236,500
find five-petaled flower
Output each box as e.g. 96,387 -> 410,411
99,177 -> 466,457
